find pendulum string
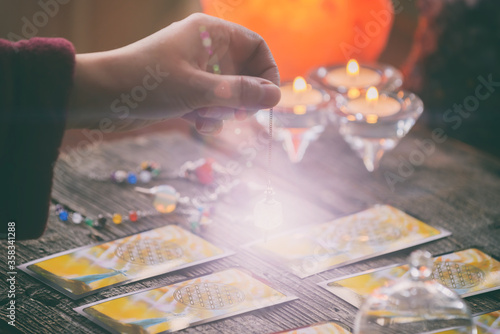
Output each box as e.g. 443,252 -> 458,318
265,108 -> 274,242
266,108 -> 273,193
253,108 -> 283,237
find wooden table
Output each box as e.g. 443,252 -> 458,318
1,119 -> 500,334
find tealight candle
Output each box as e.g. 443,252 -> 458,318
278,76 -> 324,114
325,59 -> 382,89
347,87 -> 400,121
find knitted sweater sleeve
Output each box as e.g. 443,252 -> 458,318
0,37 -> 75,239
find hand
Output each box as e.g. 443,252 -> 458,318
68,13 -> 281,134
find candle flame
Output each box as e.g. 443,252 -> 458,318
293,76 -> 308,93
347,59 -> 360,76
366,86 -> 379,103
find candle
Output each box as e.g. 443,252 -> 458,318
278,77 -> 324,114
347,87 -> 400,122
325,59 -> 382,89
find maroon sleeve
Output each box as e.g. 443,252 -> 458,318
0,38 -> 75,240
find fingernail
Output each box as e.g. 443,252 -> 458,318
259,82 -> 281,108
200,121 -> 217,133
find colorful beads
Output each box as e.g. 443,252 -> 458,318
129,211 -> 138,222
127,172 -> 137,185
195,159 -> 215,185
109,162 -> 160,184
54,204 -> 146,230
112,170 -> 127,183
139,171 -> 152,183
55,204 -> 64,215
72,212 -> 83,224
112,213 -> 123,224
95,215 -> 107,229
141,161 -> 161,178
59,210 -> 69,221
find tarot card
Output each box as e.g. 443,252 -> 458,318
19,225 -> 233,299
318,248 -> 500,308
248,205 -> 450,278
472,310 -> 500,334
75,268 -> 297,333
273,321 -> 352,333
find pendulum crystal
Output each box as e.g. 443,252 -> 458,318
253,188 -> 283,230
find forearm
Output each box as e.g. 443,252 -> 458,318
67,51 -> 122,129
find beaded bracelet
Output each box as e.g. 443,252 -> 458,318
87,161 -> 161,185
53,201 -> 213,236
87,158 -> 225,186
53,178 -> 240,233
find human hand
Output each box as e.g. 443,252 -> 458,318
68,13 -> 281,134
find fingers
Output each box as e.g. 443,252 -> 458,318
226,21 -> 280,85
192,71 -> 281,110
182,105 -> 256,135
195,106 -> 254,121
182,112 -> 224,135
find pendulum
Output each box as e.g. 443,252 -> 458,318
253,108 -> 284,230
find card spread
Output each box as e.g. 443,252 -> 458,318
75,268 -> 297,333
273,321 -> 352,333
18,225 -> 233,299
319,248 -> 500,308
248,205 -> 450,278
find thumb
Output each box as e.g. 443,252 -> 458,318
193,71 -> 281,110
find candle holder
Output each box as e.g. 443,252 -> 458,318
308,62 -> 403,96
332,90 -> 424,172
255,78 -> 332,163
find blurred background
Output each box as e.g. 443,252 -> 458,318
1,0 -> 498,157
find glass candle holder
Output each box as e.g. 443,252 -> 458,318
308,62 -> 403,97
332,89 -> 424,172
354,250 -> 476,334
255,78 -> 332,163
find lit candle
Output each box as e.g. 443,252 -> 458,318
347,87 -> 400,122
325,59 -> 382,89
278,76 -> 324,114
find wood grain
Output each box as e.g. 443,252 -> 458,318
1,121 -> 499,334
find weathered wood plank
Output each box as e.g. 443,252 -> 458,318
1,122 -> 500,334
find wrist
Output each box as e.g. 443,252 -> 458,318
66,51 -> 121,129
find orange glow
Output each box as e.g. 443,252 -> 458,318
347,59 -> 360,77
201,0 -> 394,80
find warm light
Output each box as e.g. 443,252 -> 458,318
348,87 -> 361,99
293,105 -> 307,115
366,115 -> 379,124
347,59 -> 360,77
292,76 -> 308,93
366,86 -> 379,103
